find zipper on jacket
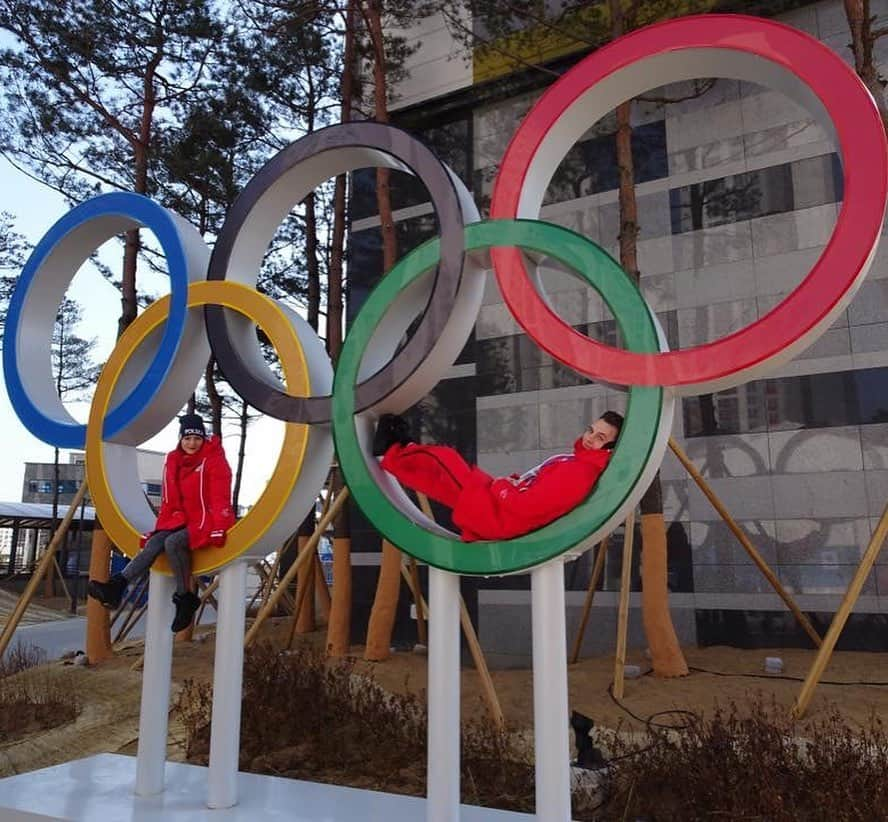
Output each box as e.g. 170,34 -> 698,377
198,457 -> 207,530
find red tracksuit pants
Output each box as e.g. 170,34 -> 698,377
380,443 -> 490,510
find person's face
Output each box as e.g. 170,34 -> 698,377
581,418 -> 619,451
180,434 -> 204,455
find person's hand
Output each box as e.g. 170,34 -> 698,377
139,532 -> 153,548
209,530 -> 227,547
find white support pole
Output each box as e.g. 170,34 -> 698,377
135,570 -> 175,796
207,560 -> 248,809
427,567 -> 461,822
531,559 -> 571,821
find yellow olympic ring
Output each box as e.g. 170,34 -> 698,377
85,280 -> 311,575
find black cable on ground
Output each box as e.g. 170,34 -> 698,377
606,680 -> 699,732
687,665 -> 888,687
576,664 -> 887,817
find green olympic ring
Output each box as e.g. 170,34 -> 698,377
331,218 -> 669,575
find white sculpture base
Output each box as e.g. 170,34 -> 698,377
0,754 -> 533,820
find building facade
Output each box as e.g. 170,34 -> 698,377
21,450 -> 165,509
346,0 -> 888,662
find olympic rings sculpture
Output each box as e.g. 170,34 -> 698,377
4,15 -> 886,577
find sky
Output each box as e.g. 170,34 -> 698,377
0,156 -> 287,507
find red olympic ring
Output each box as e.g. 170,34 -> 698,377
490,15 -> 888,394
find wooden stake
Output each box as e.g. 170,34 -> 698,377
259,540 -> 289,609
613,511 -> 636,700
127,574 -> 221,671
43,548 -> 56,599
245,565 -> 266,614
313,553 -> 332,621
52,555 -> 72,602
285,571 -> 314,650
115,602 -> 148,645
295,534 -> 317,633
669,437 -> 822,648
110,574 -> 148,630
244,487 -> 350,648
568,536 -> 609,665
0,480 -> 88,660
458,594 -> 505,729
194,575 -> 220,626
794,496 -> 888,718
412,492 -> 504,728
397,563 -> 505,728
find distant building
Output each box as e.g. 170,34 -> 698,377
21,450 -> 165,508
341,0 -> 888,660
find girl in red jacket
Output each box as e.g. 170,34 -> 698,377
374,411 -> 622,541
88,414 -> 236,631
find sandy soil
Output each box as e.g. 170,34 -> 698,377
2,618 -> 887,779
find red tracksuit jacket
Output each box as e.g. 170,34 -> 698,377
153,436 -> 235,550
452,439 -> 611,541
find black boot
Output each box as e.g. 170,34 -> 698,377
571,710 -> 605,770
87,573 -> 127,609
371,413 -> 414,456
171,591 -> 201,633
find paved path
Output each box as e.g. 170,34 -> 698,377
0,588 -> 70,625
3,604 -> 217,661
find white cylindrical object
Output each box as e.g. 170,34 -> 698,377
135,570 -> 175,796
531,560 -> 571,821
427,567 -> 461,822
207,561 -> 248,809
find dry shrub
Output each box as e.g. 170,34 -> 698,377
0,644 -> 79,742
177,643 -> 536,812
178,658 -> 888,820
0,642 -> 45,679
599,698 -> 888,821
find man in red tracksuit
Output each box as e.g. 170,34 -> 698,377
373,411 -> 623,541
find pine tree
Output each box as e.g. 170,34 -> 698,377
0,0 -> 223,336
0,211 -> 28,327
49,298 -> 99,528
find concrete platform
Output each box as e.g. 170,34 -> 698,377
0,754 -> 534,821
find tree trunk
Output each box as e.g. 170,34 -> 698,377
364,540 -> 402,661
304,64 -> 322,332
326,470 -> 352,656
232,398 -> 249,515
204,357 -> 223,436
305,192 -> 321,331
610,0 -> 687,677
364,0 -> 398,267
326,0 -> 356,363
844,0 -> 888,130
361,0 -> 404,662
325,0 -> 358,657
295,511 -> 317,634
116,50 -> 161,338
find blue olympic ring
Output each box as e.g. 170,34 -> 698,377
4,193 -> 195,448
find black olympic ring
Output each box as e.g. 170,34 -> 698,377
206,121 -> 473,424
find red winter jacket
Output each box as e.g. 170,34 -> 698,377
153,436 -> 235,550
452,439 -> 611,542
